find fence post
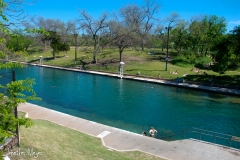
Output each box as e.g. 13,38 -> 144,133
12,70 -> 20,147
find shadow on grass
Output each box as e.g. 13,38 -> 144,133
27,47 -> 44,54
28,59 -> 39,63
184,74 -> 240,88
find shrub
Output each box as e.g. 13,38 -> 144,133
194,56 -> 212,68
172,55 -> 193,67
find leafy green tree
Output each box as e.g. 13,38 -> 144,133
0,77 -> 40,143
211,36 -> 230,75
0,0 -> 43,156
186,15 -> 226,56
48,31 -> 63,59
61,42 -> 70,55
171,20 -> 188,55
187,19 -> 204,54
109,20 -> 134,62
6,35 -> 32,52
46,31 -> 70,59
201,15 -> 227,56
230,25 -> 240,64
0,1 -> 8,46
61,43 -> 70,52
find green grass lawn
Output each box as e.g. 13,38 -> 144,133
15,46 -> 240,88
9,118 -> 163,160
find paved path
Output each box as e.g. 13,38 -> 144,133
18,103 -> 240,160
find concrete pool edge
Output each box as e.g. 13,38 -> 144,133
26,63 -> 240,96
18,103 -> 240,160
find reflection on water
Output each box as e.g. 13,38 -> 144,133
1,66 -> 240,139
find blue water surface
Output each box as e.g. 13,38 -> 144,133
2,66 -> 240,141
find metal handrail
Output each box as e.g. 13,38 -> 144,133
157,127 -> 240,149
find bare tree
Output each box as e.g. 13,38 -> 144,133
163,12 -> 180,71
163,12 -> 180,52
0,0 -> 37,60
154,23 -> 166,51
109,20 -> 134,62
78,11 -> 108,63
63,21 -> 78,43
120,0 -> 159,51
2,0 -> 36,30
25,17 -> 66,50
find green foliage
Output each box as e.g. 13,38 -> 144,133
230,25 -> 240,64
0,1 -> 44,156
46,31 -> 70,59
151,37 -> 161,48
0,2 -> 48,61
48,31 -> 62,58
6,78 -> 41,102
0,0 -> 10,40
211,37 -> 230,74
0,77 -> 39,145
194,56 -> 212,68
171,25 -> 188,54
6,36 -> 33,52
172,55 -> 193,67
25,27 -> 49,36
0,62 -> 24,69
184,15 -> 227,56
61,43 -> 70,53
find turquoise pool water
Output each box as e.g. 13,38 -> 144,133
3,66 -> 240,145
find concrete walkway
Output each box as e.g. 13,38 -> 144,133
18,103 -> 240,160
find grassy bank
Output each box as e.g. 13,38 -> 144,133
17,47 -> 240,88
9,118 -> 163,160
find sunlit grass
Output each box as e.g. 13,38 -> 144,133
9,114 -> 163,160
16,46 -> 240,87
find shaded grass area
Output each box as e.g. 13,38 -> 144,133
9,118 -> 163,160
15,46 -> 240,88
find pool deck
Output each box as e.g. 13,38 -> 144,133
18,103 -> 240,160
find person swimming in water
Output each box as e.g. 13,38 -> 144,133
149,127 -> 157,138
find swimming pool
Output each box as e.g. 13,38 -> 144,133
3,65 -> 240,146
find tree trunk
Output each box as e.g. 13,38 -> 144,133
205,48 -> 208,57
52,51 -> 56,59
44,41 -> 47,51
176,48 -> 180,55
120,50 -> 123,62
93,47 -> 97,63
141,40 -> 145,51
200,45 -> 204,55
93,54 -> 97,63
